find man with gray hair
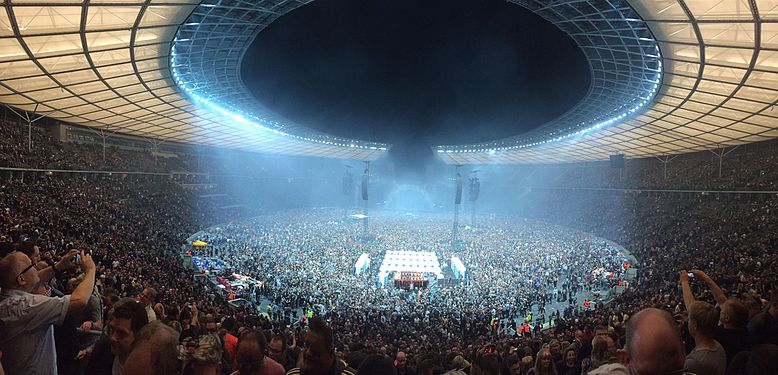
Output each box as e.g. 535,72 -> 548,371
0,249 -> 96,374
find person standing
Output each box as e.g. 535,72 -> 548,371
285,318 -> 355,375
269,332 -> 296,372
394,351 -> 417,375
233,330 -> 285,375
748,291 -> 778,346
680,272 -> 727,375
84,298 -> 150,375
616,308 -> 687,374
688,269 -> 753,362
138,287 -> 158,322
0,249 -> 96,374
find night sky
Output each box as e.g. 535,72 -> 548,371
241,0 -> 589,176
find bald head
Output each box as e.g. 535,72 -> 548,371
123,321 -> 180,375
396,351 -> 407,367
0,252 -> 30,289
621,308 -> 685,375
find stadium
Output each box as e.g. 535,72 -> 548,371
0,1 -> 777,375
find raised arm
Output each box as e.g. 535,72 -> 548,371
691,269 -> 727,305
38,249 -> 80,283
679,271 -> 695,310
68,251 -> 97,314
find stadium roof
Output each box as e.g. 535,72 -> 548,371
0,0 -> 388,160
437,0 -> 778,164
0,0 -> 776,163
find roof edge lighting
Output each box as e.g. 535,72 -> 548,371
168,3 -> 390,157
171,54 -> 388,152
434,0 -> 664,157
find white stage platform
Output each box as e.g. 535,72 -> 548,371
377,251 -> 443,287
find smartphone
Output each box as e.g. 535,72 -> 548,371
74,254 -> 81,264
687,272 -> 694,278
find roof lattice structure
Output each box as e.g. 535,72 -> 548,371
0,0 -> 388,160
0,0 -> 776,163
436,0 -> 778,164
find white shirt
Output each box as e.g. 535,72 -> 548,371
145,304 -> 157,321
112,355 -> 124,375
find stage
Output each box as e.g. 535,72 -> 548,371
377,250 -> 443,288
393,271 -> 428,289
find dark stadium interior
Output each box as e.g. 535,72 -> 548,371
1,1 -> 778,375
241,0 -> 589,178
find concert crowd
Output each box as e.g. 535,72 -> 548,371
195,212 -> 626,346
0,121 -> 777,375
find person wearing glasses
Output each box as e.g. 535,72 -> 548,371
0,248 -> 96,374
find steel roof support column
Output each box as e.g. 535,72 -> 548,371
452,165 -> 462,246
196,145 -> 203,172
100,130 -> 112,166
654,155 -> 679,183
469,169 -> 480,228
708,145 -> 740,179
6,104 -> 46,153
144,137 -> 164,169
83,126 -> 117,166
361,161 -> 370,240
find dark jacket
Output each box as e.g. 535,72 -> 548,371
84,337 -> 114,375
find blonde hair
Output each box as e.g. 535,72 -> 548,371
689,300 -> 719,336
591,335 -> 610,363
533,349 -> 557,375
